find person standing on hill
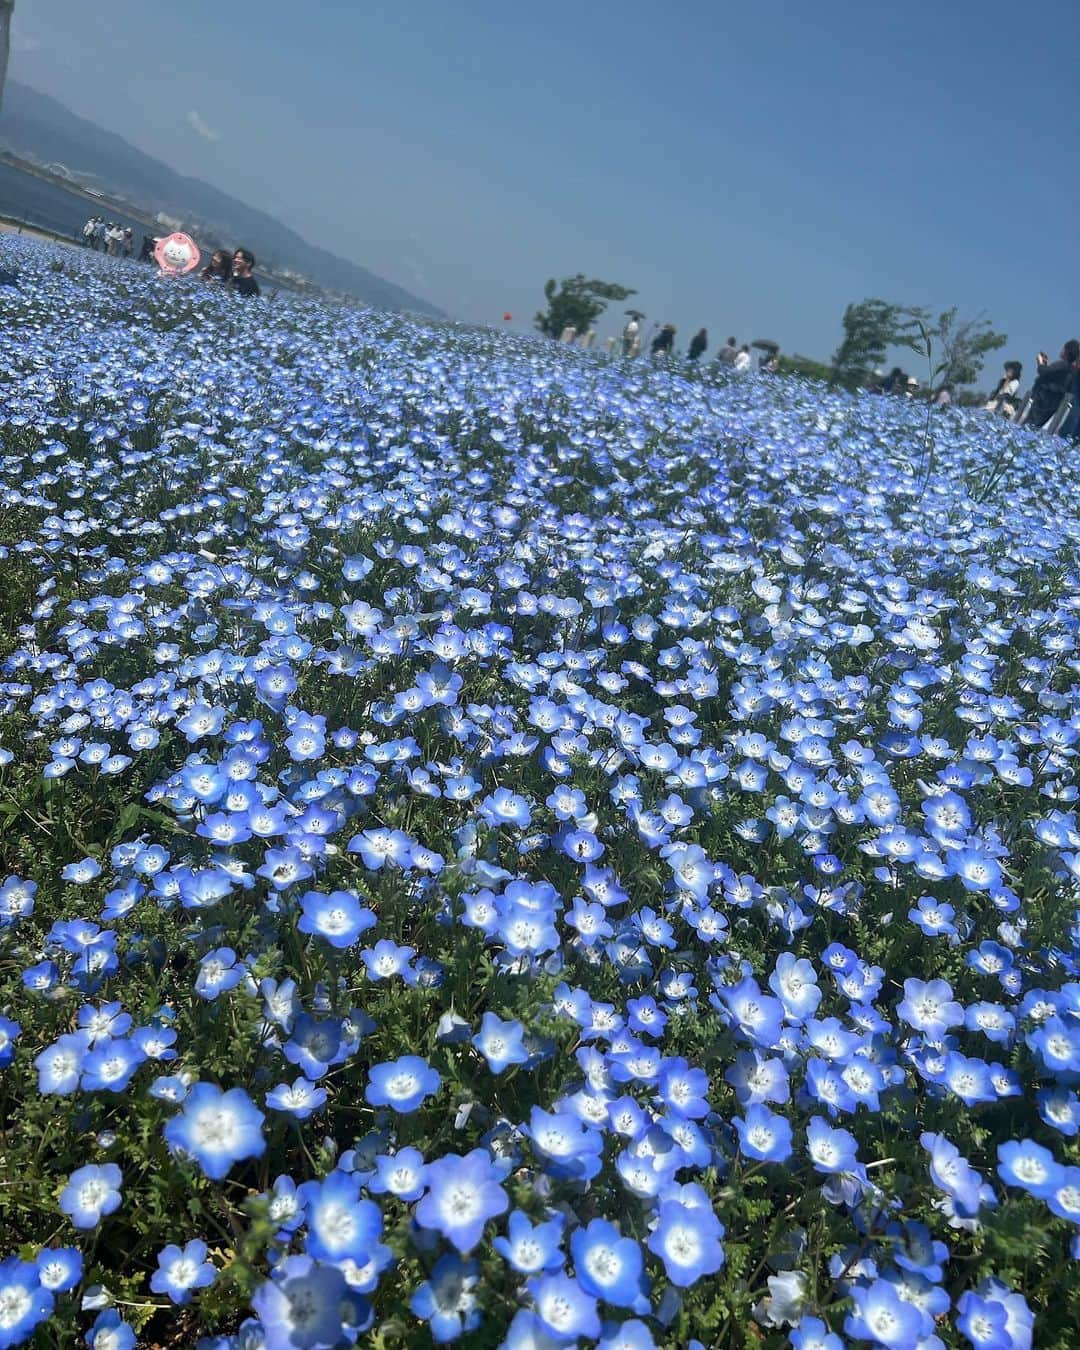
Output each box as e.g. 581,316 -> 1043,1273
622,316 -> 640,357
1028,341 -> 1079,428
651,324 -> 676,358
688,328 -> 708,361
716,336 -> 737,365
229,248 -> 261,297
732,344 -> 752,372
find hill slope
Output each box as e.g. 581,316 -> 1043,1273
0,81 -> 443,315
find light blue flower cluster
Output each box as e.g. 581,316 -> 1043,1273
0,238 -> 1078,1346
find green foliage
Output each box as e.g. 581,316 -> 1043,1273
533,273 -> 636,339
835,298 -> 1007,393
922,306 -> 1008,390
775,353 -> 834,384
831,299 -> 909,386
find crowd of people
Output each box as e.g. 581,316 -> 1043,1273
872,342 -> 1080,436
613,318 -> 771,371
1009,341 -> 1080,436
81,218 -> 261,298
81,217 -> 134,256
613,316 -> 1080,439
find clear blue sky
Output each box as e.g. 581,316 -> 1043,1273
9,0 -> 1079,374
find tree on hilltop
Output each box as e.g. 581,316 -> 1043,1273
832,299 -> 917,386
535,274 -> 636,339
833,298 -> 1007,392
920,307 -> 1007,390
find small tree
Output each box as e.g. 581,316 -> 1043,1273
924,307 -> 1007,390
832,299 -> 906,386
534,274 -> 636,339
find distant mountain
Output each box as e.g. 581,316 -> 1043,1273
0,81 -> 443,316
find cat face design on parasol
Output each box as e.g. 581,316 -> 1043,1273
154,233 -> 201,277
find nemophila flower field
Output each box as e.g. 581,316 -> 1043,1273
0,239 -> 1078,1349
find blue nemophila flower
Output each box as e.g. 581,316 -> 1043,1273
921,1132 -> 985,1218
34,1033 -> 89,1095
0,1257 -> 53,1348
805,1118 -> 860,1175
297,889 -> 375,949
646,1196 -> 725,1286
1028,1016 -> 1080,1076
0,1017 -> 20,1069
59,1163 -> 122,1229
0,875 -> 35,928
366,1055 -> 441,1114
733,1104 -> 794,1163
595,1319 -> 657,1350
369,1147 -> 428,1202
347,826 -> 415,871
478,788 -> 532,830
409,1253 -> 480,1344
164,1083 -> 266,1180
266,1077 -> 327,1119
1038,1087 -> 1080,1137
251,1255 -> 369,1350
361,939 -> 416,982
788,1316 -> 843,1350
844,1278 -> 925,1347
657,1058 -> 710,1118
85,1309 -> 136,1350
193,947 -> 245,1000
956,1279 -> 1034,1350
1046,1167 -> 1080,1224
80,1036 -> 146,1093
525,1107 -> 604,1181
996,1138 -> 1064,1199
472,1012 -> 529,1074
897,978 -> 964,1040
150,1074 -> 191,1104
571,1218 -> 649,1311
715,976 -> 786,1047
150,1239 -> 216,1304
34,1247 -> 82,1294
297,1170 -> 382,1264
60,857 -> 101,884
414,1149 -> 509,1252
283,1015 -> 344,1079
492,1210 -> 565,1274
725,1051 -> 791,1105
527,1271 -> 601,1342
956,1290 -> 1010,1350
769,952 -> 822,1021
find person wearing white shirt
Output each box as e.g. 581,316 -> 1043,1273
732,345 -> 752,372
985,360 -> 1022,418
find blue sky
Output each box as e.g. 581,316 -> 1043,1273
9,0 -> 1079,376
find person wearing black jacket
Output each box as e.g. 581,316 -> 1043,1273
229,248 -> 261,298
651,324 -> 676,357
687,328 -> 708,361
1027,340 -> 1079,427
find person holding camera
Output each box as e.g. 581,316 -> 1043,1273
1027,341 -> 1079,428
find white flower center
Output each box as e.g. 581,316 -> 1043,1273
0,1287 -> 32,1330
192,1107 -> 239,1151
